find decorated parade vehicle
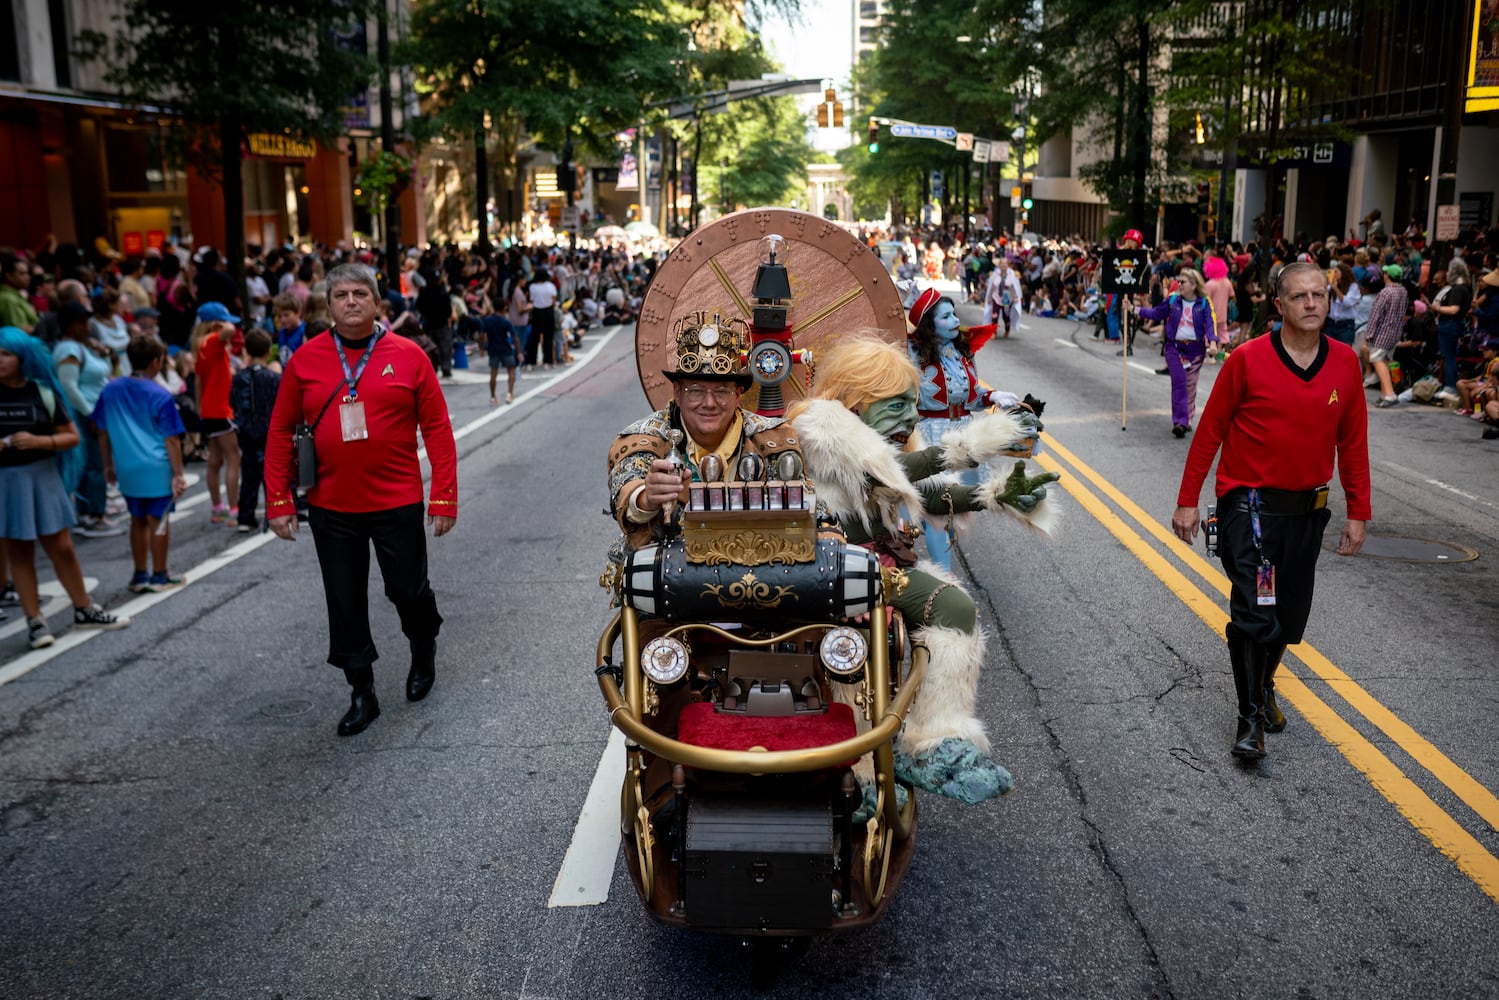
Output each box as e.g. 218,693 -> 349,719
596,210 -> 1057,978
595,212 -> 926,959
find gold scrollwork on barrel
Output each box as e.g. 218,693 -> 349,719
685,529 -> 816,567
702,571 -> 799,610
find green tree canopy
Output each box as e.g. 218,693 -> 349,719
77,1 -> 377,293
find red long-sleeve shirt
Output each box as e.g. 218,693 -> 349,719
1177,332 -> 1372,520
264,331 -> 458,517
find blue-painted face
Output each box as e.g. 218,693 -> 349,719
933,301 -> 960,342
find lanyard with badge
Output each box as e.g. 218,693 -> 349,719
1247,488 -> 1275,605
334,331 -> 381,442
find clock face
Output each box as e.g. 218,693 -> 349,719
633,208 -> 909,410
641,637 -> 689,685
819,626 -> 868,675
698,325 -> 720,346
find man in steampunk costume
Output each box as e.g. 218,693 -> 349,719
788,335 -> 1060,806
606,313 -> 804,554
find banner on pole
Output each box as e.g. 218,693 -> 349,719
1100,250 -> 1150,293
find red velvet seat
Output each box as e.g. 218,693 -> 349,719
676,701 -> 858,753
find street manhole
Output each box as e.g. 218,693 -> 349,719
1354,534 -> 1478,564
262,700 -> 316,719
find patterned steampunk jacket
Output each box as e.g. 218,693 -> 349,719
605,405 -> 805,553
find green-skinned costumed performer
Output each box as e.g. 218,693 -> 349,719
786,334 -> 1060,806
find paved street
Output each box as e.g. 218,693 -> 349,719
3,312 -> 1498,999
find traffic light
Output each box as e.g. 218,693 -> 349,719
1196,181 -> 1211,217
868,119 -> 879,153
817,89 -> 844,129
1021,182 -> 1033,212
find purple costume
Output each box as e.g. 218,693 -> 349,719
1138,293 -> 1216,429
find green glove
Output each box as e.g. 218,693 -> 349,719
995,459 -> 1060,513
1005,406 -> 1045,437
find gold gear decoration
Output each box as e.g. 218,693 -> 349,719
678,352 -> 701,373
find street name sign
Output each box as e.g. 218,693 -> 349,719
890,123 -> 959,141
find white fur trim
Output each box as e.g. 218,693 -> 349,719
901,624 -> 989,754
791,399 -> 923,534
939,410 -> 1027,470
978,470 -> 1062,538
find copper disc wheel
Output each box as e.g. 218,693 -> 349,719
634,208 -> 908,409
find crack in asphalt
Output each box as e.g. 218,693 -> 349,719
959,545 -> 1176,1000
3,773 -> 166,786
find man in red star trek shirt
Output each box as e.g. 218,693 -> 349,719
265,263 -> 458,736
1173,262 -> 1370,761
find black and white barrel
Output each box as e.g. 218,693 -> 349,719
621,539 -> 882,625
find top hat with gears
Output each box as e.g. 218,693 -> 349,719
664,311 -> 753,387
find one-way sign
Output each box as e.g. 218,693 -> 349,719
890,123 -> 959,141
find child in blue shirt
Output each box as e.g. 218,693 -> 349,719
272,292 -> 305,369
92,336 -> 187,592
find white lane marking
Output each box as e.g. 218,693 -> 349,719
1128,362 -> 1158,375
1419,479 -> 1499,513
0,578 -> 100,641
1053,338 -> 1078,349
1373,458 -> 1499,512
548,727 -> 625,907
0,327 -> 627,689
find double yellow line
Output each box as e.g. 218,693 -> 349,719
1034,433 -> 1499,903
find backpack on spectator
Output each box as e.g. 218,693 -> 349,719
1410,374 -> 1441,403
231,363 -> 280,441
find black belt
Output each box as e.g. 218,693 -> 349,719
1224,486 -> 1329,515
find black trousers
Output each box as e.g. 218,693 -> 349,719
431,325 -> 453,376
1217,499 -> 1332,647
308,503 -> 443,672
237,432 -> 265,528
527,306 -> 555,366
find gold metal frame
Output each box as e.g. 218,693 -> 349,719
596,606 -> 922,839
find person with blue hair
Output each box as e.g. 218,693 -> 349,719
0,326 -> 130,649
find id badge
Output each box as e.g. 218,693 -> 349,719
339,400 -> 369,442
1255,563 -> 1276,606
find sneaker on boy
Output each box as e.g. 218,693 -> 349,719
128,570 -> 152,593
145,573 -> 185,592
73,604 -> 131,630
77,515 -> 126,538
28,616 -> 55,649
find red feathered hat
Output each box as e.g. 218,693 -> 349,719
908,287 -> 943,330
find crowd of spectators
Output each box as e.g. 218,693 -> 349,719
850,217 -> 1499,440
0,232 -> 665,648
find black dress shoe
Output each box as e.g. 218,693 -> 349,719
1173,425 -> 1187,438
337,688 -> 380,736
406,639 -> 436,702
1231,714 -> 1266,759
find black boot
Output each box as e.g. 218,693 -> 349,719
1228,635 -> 1265,759
338,664 -> 380,736
1260,642 -> 1288,734
406,638 -> 436,702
